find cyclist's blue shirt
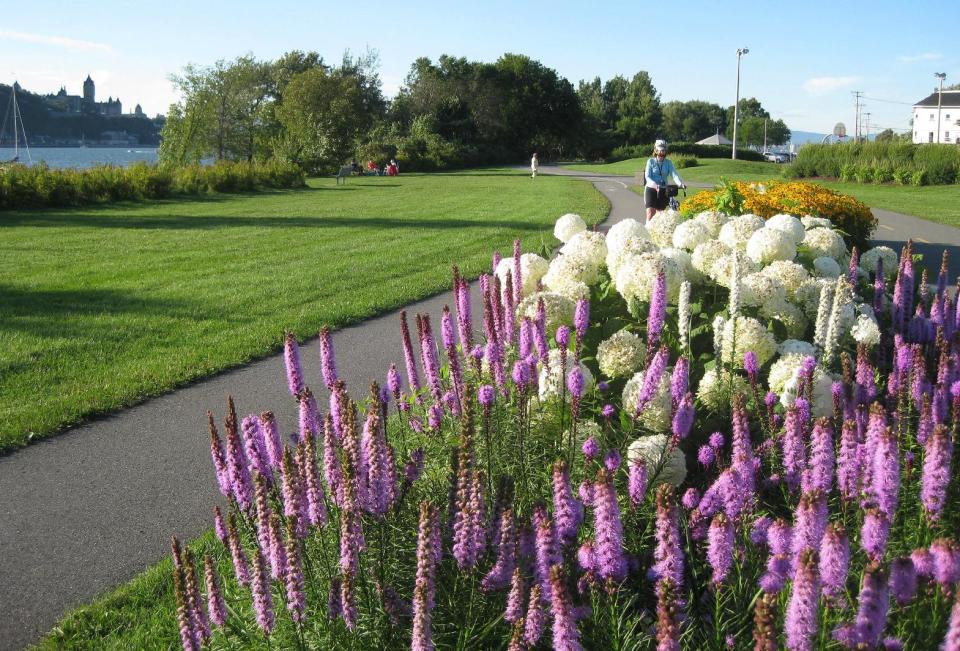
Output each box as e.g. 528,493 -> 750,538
645,157 -> 683,186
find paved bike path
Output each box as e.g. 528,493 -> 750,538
1,166 -> 954,649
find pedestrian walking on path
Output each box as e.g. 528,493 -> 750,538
530,152 -> 539,179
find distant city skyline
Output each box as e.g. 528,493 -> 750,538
3,0 -> 958,136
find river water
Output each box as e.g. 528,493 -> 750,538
0,147 -> 158,169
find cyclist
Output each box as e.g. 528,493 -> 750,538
644,140 -> 686,221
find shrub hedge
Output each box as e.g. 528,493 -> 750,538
0,159 -> 306,210
610,142 -> 766,162
786,141 -> 960,185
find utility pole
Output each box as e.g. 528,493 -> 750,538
865,112 -> 871,141
852,91 -> 863,141
935,73 -> 947,144
763,118 -> 768,153
732,47 -> 749,160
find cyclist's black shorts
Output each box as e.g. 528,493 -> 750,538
644,187 -> 669,210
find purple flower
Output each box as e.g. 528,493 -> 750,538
223,401 -> 253,512
670,357 -> 689,408
598,380 -> 609,392
549,566 -> 583,651
387,363 -> 402,398
833,563 -> 889,650
837,418 -> 860,502
481,509 -> 517,592
889,556 -> 918,606
636,346 -> 669,415
782,402 -> 808,492
601,403 -> 615,420
750,516 -> 772,546
533,505 -> 561,604
250,544 -> 275,634
603,449 -> 621,472
785,549 -> 820,651
931,538 -> 960,587
681,488 -> 701,510
427,402 -> 443,430
207,415 -> 231,498
553,461 -> 583,544
556,325 -> 570,349
478,384 -> 496,407
801,418 -> 834,494
319,327 -> 338,390
792,492 -> 828,562
593,469 -> 627,583
651,485 -> 684,588
647,271 -> 667,352
399,311 -> 422,397
203,555 -> 227,629
213,505 -> 227,543
707,513 -> 734,585
860,508 -> 890,562
582,437 -> 599,460
512,239 -> 523,302
922,424 -> 952,520
760,519 -> 792,594
911,548 -> 935,579
744,351 -> 760,384
297,389 -> 319,444
283,332 -> 305,397
259,411 -> 283,472
523,584 -> 546,646
943,584 -> 960,650
412,503 -> 439,651
567,367 -> 585,398
819,522 -> 850,601
655,578 -> 682,651
629,457 -> 648,507
709,432 -> 725,449
418,314 -> 443,402
505,568 -> 525,623
671,392 -> 695,441
512,359 -> 530,388
870,426 -> 900,519
284,517 -> 306,621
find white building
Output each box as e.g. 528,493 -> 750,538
912,89 -> 960,144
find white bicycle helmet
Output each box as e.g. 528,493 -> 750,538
654,139 -> 668,153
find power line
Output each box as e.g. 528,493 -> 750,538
860,95 -> 914,106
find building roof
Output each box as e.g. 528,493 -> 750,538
914,90 -> 960,108
695,133 -> 732,145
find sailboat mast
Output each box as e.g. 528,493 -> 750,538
13,84 -> 18,155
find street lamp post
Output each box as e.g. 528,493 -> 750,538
732,47 -> 749,160
935,72 -> 946,144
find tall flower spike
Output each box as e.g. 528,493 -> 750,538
241,414 -> 271,480
753,592 -> 779,651
259,411 -> 283,472
297,388 -> 319,444
802,418 -> 834,494
418,314 -> 444,403
171,538 -> 199,651
837,419 -> 860,502
283,331 -> 305,397
412,502 -> 439,651
553,461 -> 582,545
223,397 -> 253,511
399,310 -> 422,398
300,420 -> 328,526
250,543 -> 275,635
481,508 -> 517,592
707,513 -> 734,585
782,402 -> 807,492
652,484 -> 684,588
922,424 -> 953,520
574,297 -> 590,361
549,565 -> 583,651
890,556 -> 918,606
441,305 -> 465,413
819,522 -> 850,602
341,568 -> 358,630
533,505 -> 562,604
785,548 -> 820,651
655,578 -> 682,651
593,468 -> 627,585
512,239 -> 523,305
203,554 -> 227,629
502,270 -> 516,346
870,426 -> 900,519
319,326 -> 338,390
678,281 -> 691,350
523,584 -> 546,646
181,547 -> 210,645
267,512 -> 287,581
225,511 -> 250,587
629,457 -> 648,507
207,413 -> 231,498
284,514 -> 307,622
648,270 -> 667,355
505,567 -> 525,623
833,563 -> 889,650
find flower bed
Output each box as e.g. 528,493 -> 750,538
167,203 -> 957,650
681,180 -> 877,250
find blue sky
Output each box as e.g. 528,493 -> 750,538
2,0 -> 958,136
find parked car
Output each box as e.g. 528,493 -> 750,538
764,151 -> 788,163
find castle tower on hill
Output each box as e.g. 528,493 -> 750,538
83,75 -> 95,104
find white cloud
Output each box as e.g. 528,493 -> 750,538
802,76 -> 860,95
0,29 -> 112,53
898,52 -> 942,63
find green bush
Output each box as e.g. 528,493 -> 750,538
672,155 -> 699,169
911,168 -> 929,186
790,141 -> 960,185
0,159 -> 305,210
609,142 -> 766,162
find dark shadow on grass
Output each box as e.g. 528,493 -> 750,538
0,188 -> 302,215
0,212 -> 552,232
0,284 -> 200,338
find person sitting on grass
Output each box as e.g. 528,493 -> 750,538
644,140 -> 686,221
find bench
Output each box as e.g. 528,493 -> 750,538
336,165 -> 354,185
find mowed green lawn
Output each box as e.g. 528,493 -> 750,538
0,169 -> 608,451
563,157 -> 785,184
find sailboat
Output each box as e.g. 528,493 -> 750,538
1,81 -> 32,165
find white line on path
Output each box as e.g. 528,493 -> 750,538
879,224 -> 895,231
916,237 -> 931,244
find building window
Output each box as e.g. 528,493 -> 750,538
930,132 -> 935,142
930,113 -> 936,121
946,132 -> 952,142
946,114 -> 951,119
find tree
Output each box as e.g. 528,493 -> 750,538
614,72 -> 661,145
274,67 -> 366,173
723,97 -> 789,148
661,100 -> 727,142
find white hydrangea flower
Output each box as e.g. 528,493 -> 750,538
606,219 -> 650,255
606,236 -> 658,279
627,435 -> 686,488
516,291 -> 576,335
760,299 -> 810,339
543,252 -> 601,290
851,314 -> 881,347
597,330 -> 646,379
813,256 -> 842,279
554,213 -> 587,243
779,364 -> 835,418
745,227 -> 797,265
692,240 -> 732,276
767,354 -> 808,397
720,316 -> 778,366
538,349 -> 594,401
546,277 -> 590,301
740,273 -> 787,308
778,339 -> 816,357
803,227 -> 847,260
801,215 -> 833,230
709,252 -> 760,288
859,246 -> 898,278
615,251 -> 683,303
693,210 -> 729,238
795,278 -> 832,319
765,213 -> 806,245
661,247 -> 698,284
561,230 -> 608,269
760,260 -> 810,298
719,214 -> 765,251
622,369 -> 673,432
564,419 -> 603,448
495,253 -> 549,299
647,210 -> 682,248
697,367 -> 749,412
672,219 -> 712,251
